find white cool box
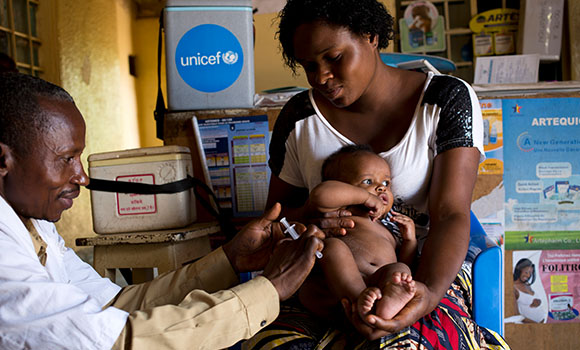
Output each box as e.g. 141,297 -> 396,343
88,146 -> 196,234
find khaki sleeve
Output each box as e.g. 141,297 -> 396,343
113,276 -> 280,350
110,247 -> 239,312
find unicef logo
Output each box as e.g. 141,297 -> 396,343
223,51 -> 238,65
175,24 -> 244,93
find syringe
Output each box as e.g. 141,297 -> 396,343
280,217 -> 323,259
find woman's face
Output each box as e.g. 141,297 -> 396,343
519,266 -> 534,282
292,21 -> 379,108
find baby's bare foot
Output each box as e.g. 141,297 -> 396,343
374,271 -> 416,320
357,287 -> 382,318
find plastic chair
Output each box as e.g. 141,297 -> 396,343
380,52 -> 457,73
467,210 -> 504,336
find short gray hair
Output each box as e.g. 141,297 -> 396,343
0,72 -> 74,155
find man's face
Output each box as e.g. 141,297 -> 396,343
2,98 -> 89,222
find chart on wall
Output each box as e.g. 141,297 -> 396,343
197,115 -> 270,217
504,97 -> 580,250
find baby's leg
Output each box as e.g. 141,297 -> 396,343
299,237 -> 366,319
358,262 -> 415,320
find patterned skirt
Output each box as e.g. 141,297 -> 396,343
243,264 -> 510,350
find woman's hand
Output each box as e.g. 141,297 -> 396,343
342,281 -> 437,340
308,209 -> 355,236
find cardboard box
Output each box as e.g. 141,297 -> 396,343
517,0 -> 565,61
88,146 -> 196,234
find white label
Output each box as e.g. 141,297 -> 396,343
116,174 -> 157,216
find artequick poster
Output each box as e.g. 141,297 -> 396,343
504,97 -> 580,250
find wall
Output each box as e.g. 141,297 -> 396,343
253,12 -> 309,92
46,0 -> 141,254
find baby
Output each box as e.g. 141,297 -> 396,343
298,144 -> 417,323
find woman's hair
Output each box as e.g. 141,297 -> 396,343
277,0 -> 395,73
513,258 -> 536,285
321,144 -> 375,181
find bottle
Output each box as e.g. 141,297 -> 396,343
490,123 -> 497,144
483,119 -> 490,145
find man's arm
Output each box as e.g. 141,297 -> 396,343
111,204 -> 324,350
113,275 -> 280,350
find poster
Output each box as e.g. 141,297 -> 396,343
479,99 -> 504,175
198,115 -> 270,217
504,98 -> 580,250
399,1 -> 445,53
510,250 -> 580,324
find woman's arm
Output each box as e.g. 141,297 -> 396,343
414,146 -> 480,310
266,174 -> 309,220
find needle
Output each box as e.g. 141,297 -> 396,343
280,217 -> 323,259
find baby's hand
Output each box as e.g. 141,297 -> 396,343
364,194 -> 388,221
390,211 -> 416,241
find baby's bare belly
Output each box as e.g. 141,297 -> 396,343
341,217 -> 398,277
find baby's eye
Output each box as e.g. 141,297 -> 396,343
362,179 -> 372,185
382,180 -> 390,186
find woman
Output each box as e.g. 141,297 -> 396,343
513,258 -> 547,323
244,0 -> 510,349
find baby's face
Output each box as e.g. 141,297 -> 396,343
339,152 -> 394,208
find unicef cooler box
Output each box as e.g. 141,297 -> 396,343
88,146 -> 197,234
164,0 -> 255,110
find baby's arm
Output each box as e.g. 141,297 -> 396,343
391,212 -> 417,266
309,181 -> 386,220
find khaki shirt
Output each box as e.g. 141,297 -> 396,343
111,247 -> 280,350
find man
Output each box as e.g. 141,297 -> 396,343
0,72 -> 324,349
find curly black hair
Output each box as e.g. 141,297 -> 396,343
277,0 -> 395,73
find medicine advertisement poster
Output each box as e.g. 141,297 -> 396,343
198,115 -> 270,217
504,98 -> 580,250
510,250 -> 580,324
479,99 -> 504,175
470,99 -> 505,246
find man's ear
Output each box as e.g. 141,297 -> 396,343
0,142 -> 14,177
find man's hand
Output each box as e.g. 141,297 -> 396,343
223,203 -> 286,273
262,225 -> 324,300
